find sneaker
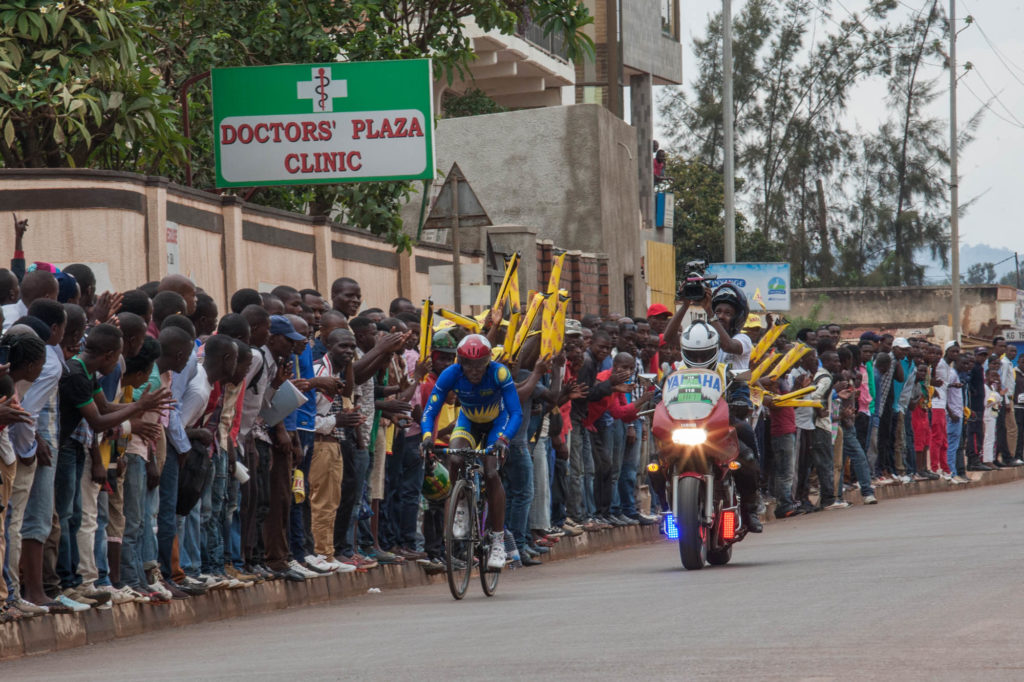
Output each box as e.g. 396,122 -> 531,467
825,500 -> 851,510
955,475 -> 970,484
55,594 -> 91,612
76,586 -> 112,606
558,522 -> 584,537
453,500 -> 469,538
288,559 -> 324,579
948,476 -> 963,485
119,586 -> 151,603
199,573 -> 230,590
304,554 -> 338,574
543,527 -> 567,538
96,584 -> 132,605
147,581 -> 174,600
863,494 -> 878,505
486,532 -> 506,570
63,587 -> 99,607
1012,459 -> 1024,466
615,514 -> 640,526
13,598 -> 49,617
368,549 -> 402,565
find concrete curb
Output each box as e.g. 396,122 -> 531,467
761,463 -> 1024,522
3,466 -> 1022,661
0,523 -> 662,661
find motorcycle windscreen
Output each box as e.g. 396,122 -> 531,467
662,369 -> 724,421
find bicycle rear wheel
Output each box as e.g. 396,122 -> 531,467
479,499 -> 500,597
445,480 -> 475,600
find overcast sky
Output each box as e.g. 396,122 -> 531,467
654,0 -> 1024,257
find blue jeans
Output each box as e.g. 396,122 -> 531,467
618,423 -> 641,517
20,453 -> 56,543
225,478 -> 243,569
842,425 -> 874,497
200,448 -> 228,574
504,440 -> 534,551
608,420 -> 626,515
566,417 -> 586,521
55,440 -> 86,590
901,411 -> 917,475
120,454 -> 149,590
178,501 -> 202,578
771,433 -> 797,509
947,415 -> 963,477
157,441 -> 180,579
581,427 -> 596,518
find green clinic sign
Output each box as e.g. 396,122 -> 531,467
212,59 -> 434,188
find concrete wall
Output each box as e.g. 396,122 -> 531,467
620,0 -> 684,84
790,285 -> 1020,339
415,104 -> 647,315
0,169 -> 480,312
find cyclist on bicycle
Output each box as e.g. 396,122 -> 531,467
421,334 -> 523,570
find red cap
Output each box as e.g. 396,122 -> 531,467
646,303 -> 671,318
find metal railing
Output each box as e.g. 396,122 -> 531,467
517,21 -> 569,61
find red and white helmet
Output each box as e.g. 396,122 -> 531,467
457,334 -> 492,360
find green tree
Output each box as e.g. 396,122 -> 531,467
661,155 -> 782,272
966,261 -> 996,285
443,88 -> 506,118
0,0 -> 184,169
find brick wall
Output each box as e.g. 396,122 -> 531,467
532,244 -> 609,320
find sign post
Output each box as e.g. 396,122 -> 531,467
212,59 -> 434,188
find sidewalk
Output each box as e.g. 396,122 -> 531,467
3,465 -> 1022,661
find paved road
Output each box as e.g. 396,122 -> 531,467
6,481 -> 1024,681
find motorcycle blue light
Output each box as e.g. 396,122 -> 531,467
662,512 -> 679,540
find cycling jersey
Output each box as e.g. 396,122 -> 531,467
421,361 -> 523,448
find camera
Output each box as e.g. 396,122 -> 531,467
678,260 -> 714,302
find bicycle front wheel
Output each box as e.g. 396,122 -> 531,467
445,479 -> 475,600
479,499 -> 499,597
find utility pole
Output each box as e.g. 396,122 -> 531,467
949,0 -> 960,341
723,0 -> 736,263
1015,252 -> 1021,290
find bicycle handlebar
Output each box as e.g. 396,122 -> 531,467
430,447 -> 493,457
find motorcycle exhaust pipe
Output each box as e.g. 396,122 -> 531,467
703,474 -> 715,526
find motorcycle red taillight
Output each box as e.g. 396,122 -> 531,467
721,510 -> 737,541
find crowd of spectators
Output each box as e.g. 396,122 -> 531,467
2,212 -> 1020,624
749,321 -> 1024,519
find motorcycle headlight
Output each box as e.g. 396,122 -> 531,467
671,427 -> 707,446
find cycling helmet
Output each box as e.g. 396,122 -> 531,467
710,283 -> 749,334
432,329 -> 457,354
422,459 -> 452,501
456,334 -> 491,359
681,321 -> 720,370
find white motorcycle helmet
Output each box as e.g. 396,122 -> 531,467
681,321 -> 720,369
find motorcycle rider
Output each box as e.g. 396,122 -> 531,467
664,283 -> 764,533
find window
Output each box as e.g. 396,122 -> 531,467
661,0 -> 678,39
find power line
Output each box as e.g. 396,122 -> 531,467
960,78 -> 1024,129
969,66 -> 1024,126
960,1 -> 1024,85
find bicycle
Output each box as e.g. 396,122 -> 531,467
432,446 -> 500,600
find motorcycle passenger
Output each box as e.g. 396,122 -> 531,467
420,334 -> 523,570
665,285 -> 764,533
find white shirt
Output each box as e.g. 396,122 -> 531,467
932,360 -> 950,410
179,364 -> 212,428
1,299 -> 27,332
720,332 -> 753,370
9,344 -> 64,458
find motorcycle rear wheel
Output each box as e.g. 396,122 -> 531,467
676,476 -> 708,570
707,544 -> 732,566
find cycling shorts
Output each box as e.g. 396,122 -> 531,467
450,409 -> 511,451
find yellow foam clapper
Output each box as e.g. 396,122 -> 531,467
552,291 -> 570,354
748,350 -> 778,383
511,292 -> 547,358
436,308 -> 481,333
767,343 -> 811,381
503,312 -> 519,356
773,384 -> 816,402
494,252 -> 520,310
419,298 -> 433,359
772,399 -> 823,408
750,322 -> 788,365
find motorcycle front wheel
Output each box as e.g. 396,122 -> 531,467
676,476 -> 708,570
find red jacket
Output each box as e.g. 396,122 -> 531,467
584,369 -> 642,431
